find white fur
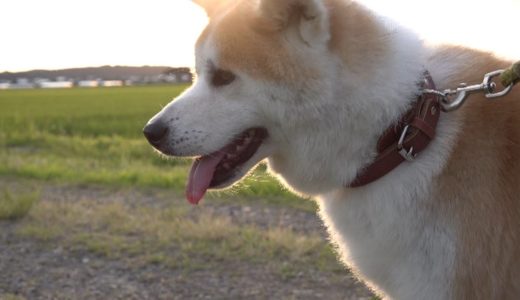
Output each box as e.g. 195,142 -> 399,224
149,0 -> 466,298
318,111 -> 461,299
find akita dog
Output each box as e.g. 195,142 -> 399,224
144,0 -> 520,298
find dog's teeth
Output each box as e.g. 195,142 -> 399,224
243,136 -> 252,145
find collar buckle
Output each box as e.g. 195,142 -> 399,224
397,125 -> 416,162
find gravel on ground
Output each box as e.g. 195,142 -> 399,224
0,181 -> 375,300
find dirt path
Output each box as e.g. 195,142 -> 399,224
0,182 -> 375,299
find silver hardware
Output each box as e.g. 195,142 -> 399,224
483,70 -> 514,99
423,69 -> 514,112
397,125 -> 416,161
441,80 -> 492,112
422,89 -> 446,98
399,147 -> 416,162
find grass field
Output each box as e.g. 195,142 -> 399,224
0,85 -> 321,264
0,85 -> 310,253
0,86 -> 302,205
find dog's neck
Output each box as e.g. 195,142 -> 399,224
348,72 -> 442,187
268,10 -> 428,197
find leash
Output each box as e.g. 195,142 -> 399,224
424,61 -> 520,112
501,61 -> 520,88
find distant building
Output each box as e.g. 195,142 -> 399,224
180,73 -> 191,83
17,78 -> 30,85
101,80 -> 123,87
161,74 -> 178,83
39,81 -> 74,89
162,67 -> 193,84
78,80 -> 99,88
0,66 -> 194,90
34,78 -> 51,85
10,78 -> 34,89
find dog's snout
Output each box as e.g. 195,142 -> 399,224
143,119 -> 168,145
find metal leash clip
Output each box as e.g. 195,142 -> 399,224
423,70 -> 514,112
483,70 -> 514,98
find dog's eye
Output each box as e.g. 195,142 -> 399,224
211,69 -> 236,87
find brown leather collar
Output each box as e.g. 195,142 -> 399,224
348,71 -> 442,187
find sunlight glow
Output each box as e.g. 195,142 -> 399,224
362,0 -> 520,60
0,0 -> 208,72
0,0 -> 518,72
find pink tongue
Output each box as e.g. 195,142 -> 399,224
186,151 -> 226,205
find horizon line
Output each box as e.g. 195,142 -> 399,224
0,64 -> 195,74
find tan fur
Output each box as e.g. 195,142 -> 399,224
193,0 -> 236,16
214,3 -> 295,81
197,0 -> 327,82
430,48 -> 520,299
327,0 -> 388,78
197,0 -> 387,82
197,0 -> 390,84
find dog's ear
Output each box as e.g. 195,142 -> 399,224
193,0 -> 233,17
192,0 -> 218,16
257,0 -> 330,47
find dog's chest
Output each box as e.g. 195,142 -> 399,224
317,188 -> 455,299
310,111 -> 461,299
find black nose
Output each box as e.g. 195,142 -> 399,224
143,120 -> 168,145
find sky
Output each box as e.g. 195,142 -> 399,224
0,0 -> 518,73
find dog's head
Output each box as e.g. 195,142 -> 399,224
144,0 -> 416,203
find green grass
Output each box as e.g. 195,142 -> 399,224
0,86 -> 303,206
0,188 -> 39,220
0,86 -> 180,138
17,197 -> 342,276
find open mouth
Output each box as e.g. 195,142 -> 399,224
186,128 -> 268,204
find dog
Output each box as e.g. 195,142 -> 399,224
144,0 -> 520,298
